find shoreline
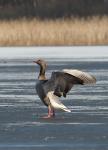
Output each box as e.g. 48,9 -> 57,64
0,46 -> 108,59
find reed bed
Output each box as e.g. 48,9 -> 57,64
0,16 -> 108,46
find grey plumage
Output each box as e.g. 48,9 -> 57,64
35,80 -> 48,106
43,71 -> 83,98
34,59 -> 96,118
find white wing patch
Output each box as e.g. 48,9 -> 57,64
47,91 -> 71,112
63,69 -> 96,84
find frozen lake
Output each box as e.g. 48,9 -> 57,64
0,46 -> 108,59
0,47 -> 108,150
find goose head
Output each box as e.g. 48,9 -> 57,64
33,59 -> 47,80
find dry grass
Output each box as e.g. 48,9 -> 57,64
0,16 -> 108,46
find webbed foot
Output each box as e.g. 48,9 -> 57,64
43,106 -> 55,119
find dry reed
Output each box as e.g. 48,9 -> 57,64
0,16 -> 108,46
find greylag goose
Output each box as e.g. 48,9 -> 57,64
34,59 -> 96,118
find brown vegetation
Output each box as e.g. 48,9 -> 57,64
0,16 -> 108,46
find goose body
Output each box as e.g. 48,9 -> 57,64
34,59 -> 96,118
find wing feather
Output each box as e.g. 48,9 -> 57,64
63,69 -> 96,84
47,91 -> 71,112
43,69 -> 96,101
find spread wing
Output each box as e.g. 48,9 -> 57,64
43,71 -> 84,98
63,69 -> 96,84
43,69 -> 96,111
44,70 -> 96,97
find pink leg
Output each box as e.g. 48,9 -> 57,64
43,106 -> 55,118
